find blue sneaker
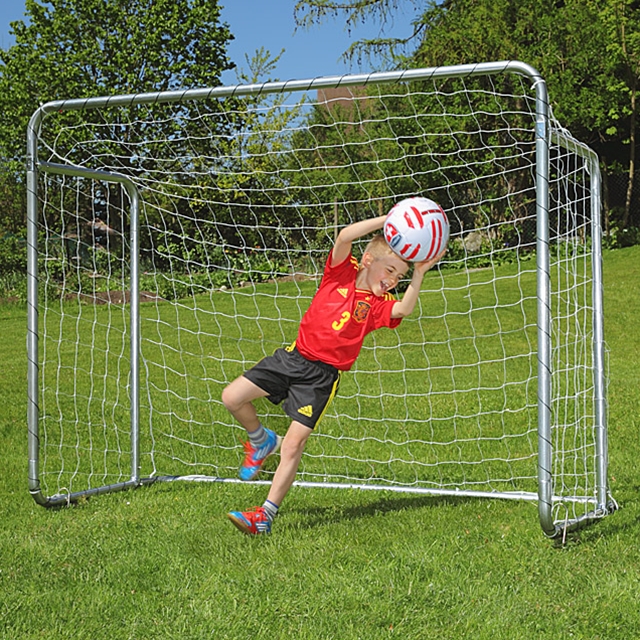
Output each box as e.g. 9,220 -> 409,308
239,428 -> 282,481
227,506 -> 272,535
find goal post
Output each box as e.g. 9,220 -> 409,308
26,60 -> 616,537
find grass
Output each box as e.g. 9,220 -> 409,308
36,259 -> 542,497
1,246 -> 639,639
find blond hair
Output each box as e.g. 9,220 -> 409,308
363,234 -> 410,265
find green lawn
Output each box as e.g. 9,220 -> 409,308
1,245 -> 639,639
35,259 -> 542,498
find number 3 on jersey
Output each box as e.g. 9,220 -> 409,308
332,310 -> 350,331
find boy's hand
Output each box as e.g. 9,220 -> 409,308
391,247 -> 447,319
413,248 -> 447,276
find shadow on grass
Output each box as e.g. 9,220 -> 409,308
553,497 -> 633,548
287,492 -> 474,530
287,490 -> 626,549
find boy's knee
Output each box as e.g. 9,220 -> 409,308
282,424 -> 312,455
221,385 -> 239,412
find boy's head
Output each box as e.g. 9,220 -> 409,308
362,234 -> 412,267
362,234 -> 400,261
359,234 -> 410,296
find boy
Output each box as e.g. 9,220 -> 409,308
222,214 -> 445,534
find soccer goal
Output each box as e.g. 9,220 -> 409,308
26,60 -> 615,537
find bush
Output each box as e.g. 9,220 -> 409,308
0,233 -> 27,276
604,221 -> 640,249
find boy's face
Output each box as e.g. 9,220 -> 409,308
361,252 -> 409,296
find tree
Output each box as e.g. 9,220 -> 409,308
294,0 -> 428,69
411,0 -> 638,236
0,161 -> 26,234
0,0 -> 236,165
0,0 -> 242,268
295,0 -> 640,239
590,0 -> 640,231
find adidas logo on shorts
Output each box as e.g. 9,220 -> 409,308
297,405 -> 313,417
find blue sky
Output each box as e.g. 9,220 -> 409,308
0,0 -> 416,83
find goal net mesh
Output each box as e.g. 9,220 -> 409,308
33,71 -> 601,521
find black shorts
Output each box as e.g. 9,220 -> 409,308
243,345 -> 341,429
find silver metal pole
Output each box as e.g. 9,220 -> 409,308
128,177 -> 141,484
26,110 -> 46,504
589,157 -> 608,511
35,61 -> 543,116
531,77 -> 556,537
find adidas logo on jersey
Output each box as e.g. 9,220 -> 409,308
297,405 -> 313,417
337,288 -> 349,298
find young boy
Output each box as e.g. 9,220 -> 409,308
222,214 -> 445,534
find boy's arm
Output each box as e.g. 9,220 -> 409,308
331,215 -> 387,267
391,249 -> 446,319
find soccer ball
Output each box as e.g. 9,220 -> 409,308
383,196 -> 450,262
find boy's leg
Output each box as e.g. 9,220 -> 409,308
221,375 -> 269,432
227,420 -> 311,535
266,420 -> 312,506
221,375 -> 282,480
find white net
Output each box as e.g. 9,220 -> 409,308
32,69 -> 604,522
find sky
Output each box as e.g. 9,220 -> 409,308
0,0 -> 416,83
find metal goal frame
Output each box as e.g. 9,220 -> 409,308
26,60 -> 615,538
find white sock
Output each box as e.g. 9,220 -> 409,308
248,423 -> 268,448
262,499 -> 279,521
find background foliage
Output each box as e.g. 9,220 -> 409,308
296,0 -> 640,241
1,0 -> 639,291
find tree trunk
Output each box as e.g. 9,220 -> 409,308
601,165 -> 611,238
622,76 -> 637,229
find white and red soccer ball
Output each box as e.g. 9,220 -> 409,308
383,196 -> 450,262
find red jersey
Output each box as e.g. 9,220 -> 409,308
296,252 -> 402,371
